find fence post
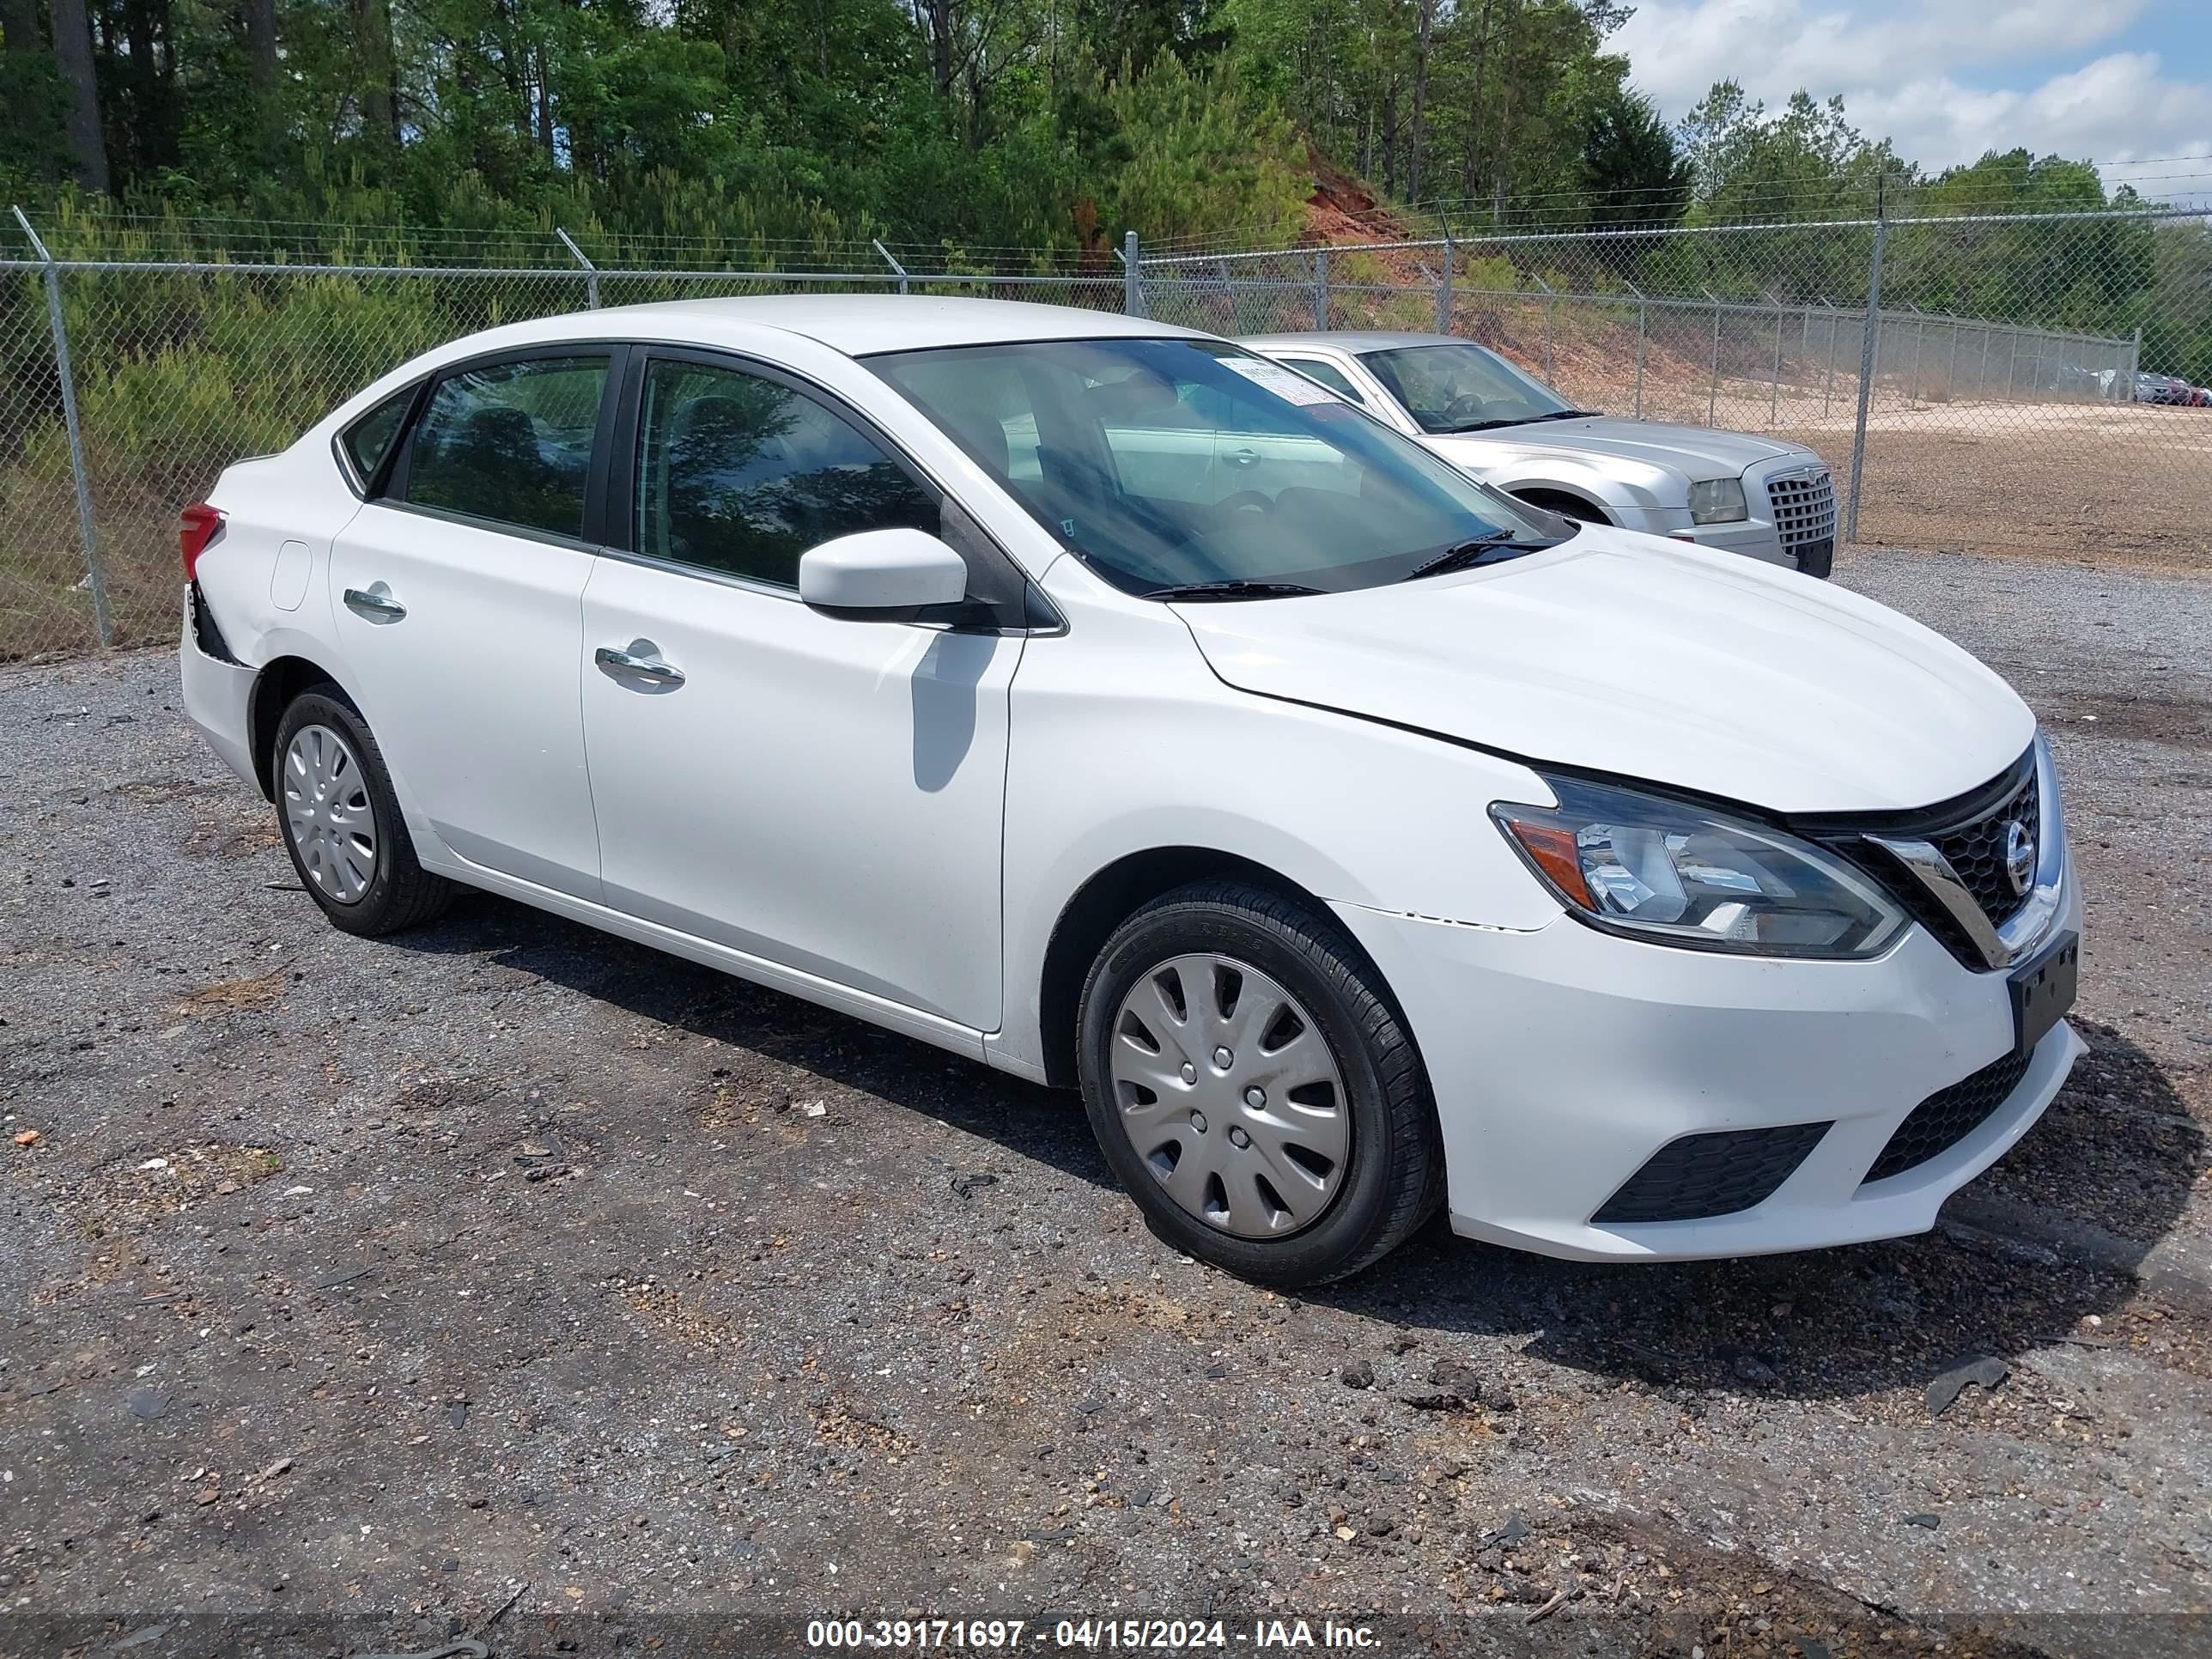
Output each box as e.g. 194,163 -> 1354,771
1534,276 -> 1556,381
2127,325 -> 2142,398
555,227 -> 599,309
1705,289 -> 1722,427
1121,231 -> 1146,319
1436,216 -> 1454,333
1844,216 -> 1887,544
1944,319 -> 1960,401
1909,309 -> 1925,402
1314,246 -> 1329,330
1769,298 -> 1784,425
1629,283 -> 1647,419
1822,301 -> 1838,417
872,238 -> 909,296
2005,331 -> 2018,398
14,206 -> 111,648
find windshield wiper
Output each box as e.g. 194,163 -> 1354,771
1141,579 -> 1326,601
1434,410 -> 1598,434
1401,533 -> 1557,581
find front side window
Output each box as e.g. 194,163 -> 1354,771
403,356 -> 609,538
635,359 -> 939,588
870,337 -> 1562,596
1360,343 -> 1587,434
1279,357 -> 1364,404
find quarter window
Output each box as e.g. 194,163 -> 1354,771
402,356 -> 610,538
341,385 -> 416,488
635,358 -> 938,588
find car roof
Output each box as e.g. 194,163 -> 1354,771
474,295 -> 1212,358
1238,330 -> 1469,354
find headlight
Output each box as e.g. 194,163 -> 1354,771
1492,775 -> 1905,958
1686,477 -> 1747,525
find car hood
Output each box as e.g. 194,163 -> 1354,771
1425,417 -> 1813,482
1174,527 -> 2033,814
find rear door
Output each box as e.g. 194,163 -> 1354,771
327,350 -> 617,900
577,349 -> 1018,1030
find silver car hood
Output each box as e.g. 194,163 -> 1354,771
1425,416 -> 1814,481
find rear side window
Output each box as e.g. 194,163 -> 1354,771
635,358 -> 938,588
341,386 -> 416,488
402,356 -> 610,538
1282,358 -> 1364,404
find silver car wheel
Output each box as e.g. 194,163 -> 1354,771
1107,953 -> 1351,1239
283,722 -> 379,905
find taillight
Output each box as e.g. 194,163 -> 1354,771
180,502 -> 225,581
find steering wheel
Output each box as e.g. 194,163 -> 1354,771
1442,392 -> 1488,422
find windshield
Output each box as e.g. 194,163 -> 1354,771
1361,343 -> 1583,434
867,337 -> 1563,597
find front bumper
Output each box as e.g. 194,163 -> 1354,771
1611,503 -> 1796,568
1330,878 -> 2083,1262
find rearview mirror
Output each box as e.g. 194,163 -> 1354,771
799,529 -> 969,618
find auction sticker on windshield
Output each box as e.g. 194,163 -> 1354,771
1220,357 -> 1344,404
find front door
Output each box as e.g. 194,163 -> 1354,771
327,351 -> 613,899
580,353 -> 1016,1031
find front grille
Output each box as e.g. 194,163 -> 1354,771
1861,1051 -> 2031,1184
1934,767 -> 2039,929
1765,470 -> 1837,549
1593,1121 -> 1832,1224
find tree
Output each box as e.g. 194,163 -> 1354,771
49,0 -> 108,190
1579,89 -> 1686,225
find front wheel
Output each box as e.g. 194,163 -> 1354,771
1075,880 -> 1443,1286
273,688 -> 454,937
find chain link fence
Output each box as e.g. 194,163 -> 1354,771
3,206 -> 2206,661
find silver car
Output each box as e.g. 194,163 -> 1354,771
1241,331 -> 1838,577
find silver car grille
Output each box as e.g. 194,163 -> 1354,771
1765,470 -> 1836,549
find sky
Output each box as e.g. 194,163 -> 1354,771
1610,0 -> 2212,198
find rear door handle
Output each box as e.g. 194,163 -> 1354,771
1224,447 -> 1261,467
343,585 -> 406,623
595,645 -> 685,688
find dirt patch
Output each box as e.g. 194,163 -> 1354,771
173,967 -> 290,1014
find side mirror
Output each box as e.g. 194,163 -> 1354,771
798,529 -> 969,618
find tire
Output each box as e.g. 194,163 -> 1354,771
1075,879 -> 1443,1287
271,687 -> 455,937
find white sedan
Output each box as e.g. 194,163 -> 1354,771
179,297 -> 2081,1285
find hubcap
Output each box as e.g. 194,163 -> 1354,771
282,723 -> 379,904
1107,953 -> 1350,1238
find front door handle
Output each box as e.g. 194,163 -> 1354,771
343,585 -> 406,623
595,645 -> 686,688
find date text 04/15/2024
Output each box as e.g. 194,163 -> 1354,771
803,1619 -> 1381,1650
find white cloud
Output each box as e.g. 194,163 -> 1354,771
1613,0 -> 2212,184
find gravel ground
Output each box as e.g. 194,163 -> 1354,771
2,547 -> 2208,1659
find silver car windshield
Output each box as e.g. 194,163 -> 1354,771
868,337 -> 1565,598
1362,343 -> 1588,435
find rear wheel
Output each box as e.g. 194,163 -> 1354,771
1075,880 -> 1443,1286
273,689 -> 454,937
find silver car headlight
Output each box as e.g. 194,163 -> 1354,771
1686,477 -> 1748,525
1492,775 -> 1906,958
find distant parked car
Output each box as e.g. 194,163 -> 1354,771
1241,331 -> 1838,578
2134,372 -> 2193,404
